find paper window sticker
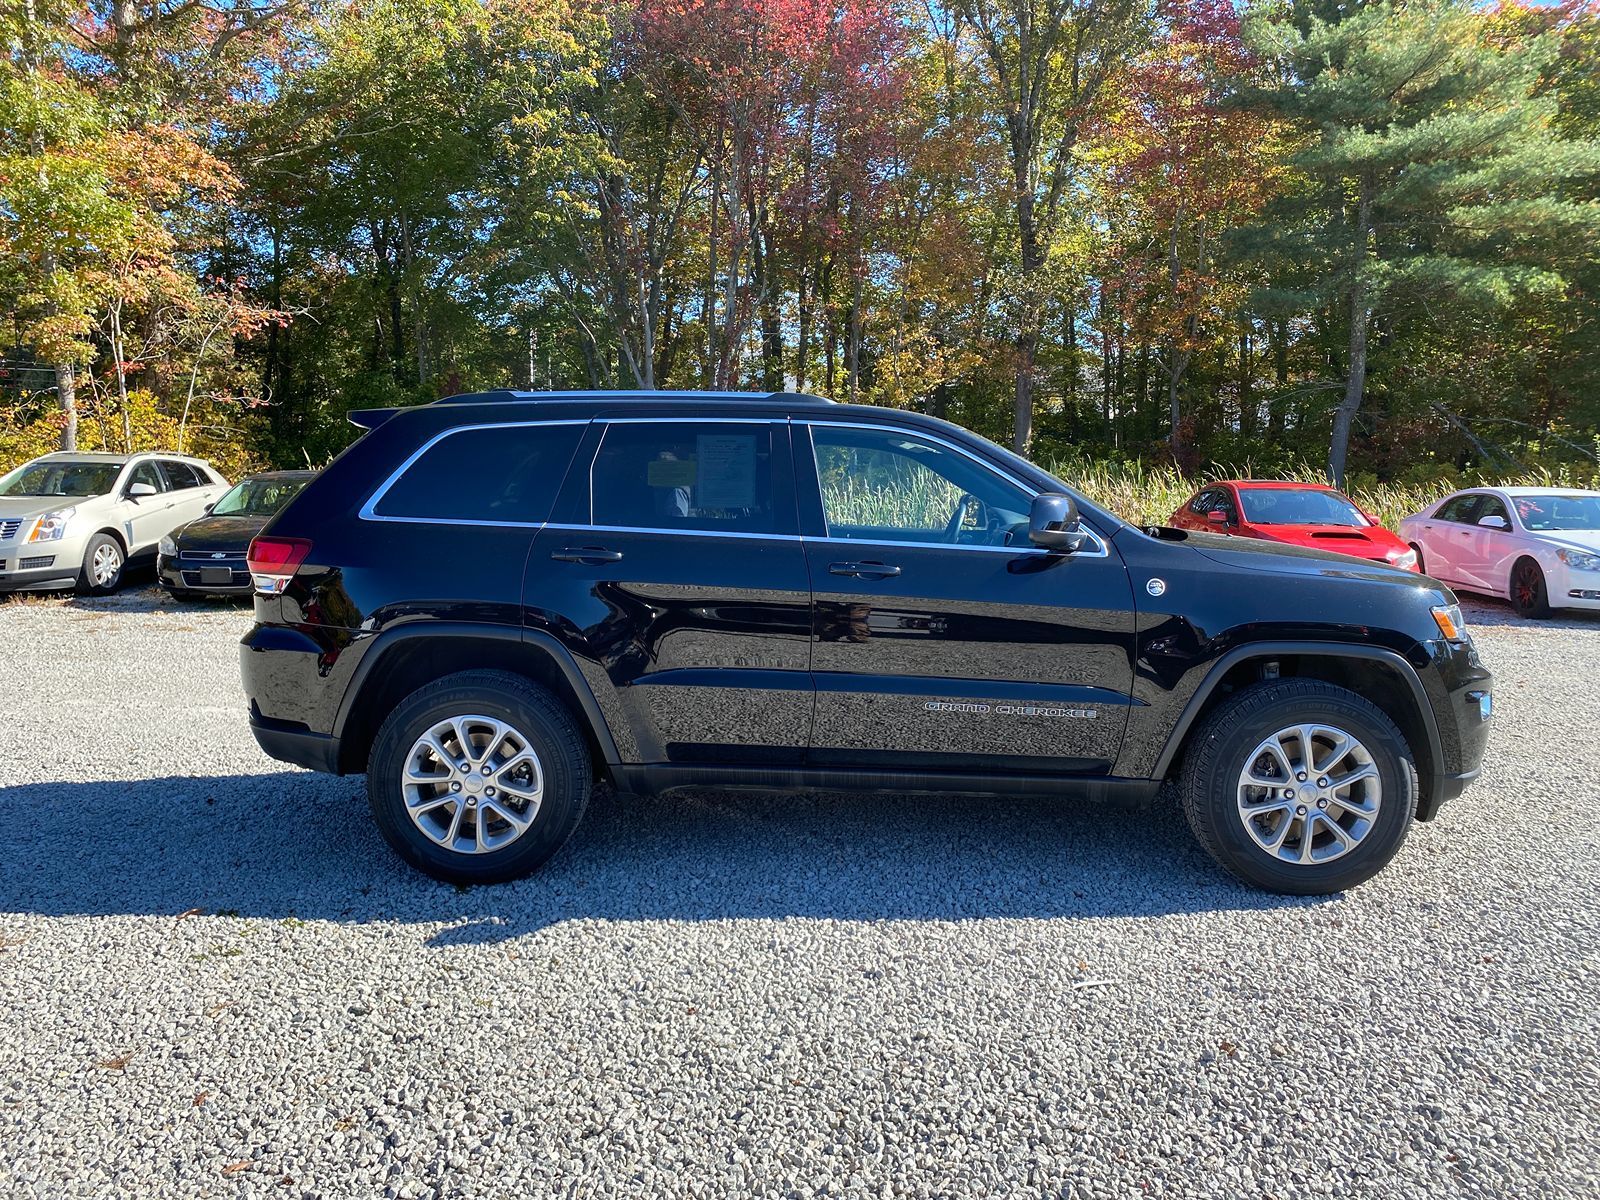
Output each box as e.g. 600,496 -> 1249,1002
696,435 -> 757,508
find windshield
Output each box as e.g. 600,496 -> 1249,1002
1237,487 -> 1367,527
211,476 -> 310,517
1511,494 -> 1600,532
0,460 -> 122,498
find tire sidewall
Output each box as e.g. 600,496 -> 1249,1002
1511,559 -> 1548,618
1191,691 -> 1416,894
368,678 -> 586,884
78,534 -> 124,595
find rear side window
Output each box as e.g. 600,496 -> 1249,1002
588,421 -> 789,535
1435,495 -> 1482,524
372,423 -> 584,523
159,460 -> 204,489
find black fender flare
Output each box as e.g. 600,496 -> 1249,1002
1151,640 -> 1443,782
331,622 -> 622,768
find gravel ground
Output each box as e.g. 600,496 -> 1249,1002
1,586 -> 1598,1199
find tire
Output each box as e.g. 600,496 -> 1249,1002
1179,679 -> 1418,895
367,670 -> 591,885
1509,557 -> 1551,619
76,533 -> 125,595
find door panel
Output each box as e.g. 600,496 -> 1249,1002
530,418 -> 814,765
1419,494 -> 1483,583
122,461 -> 174,553
799,422 -> 1136,774
807,543 -> 1137,772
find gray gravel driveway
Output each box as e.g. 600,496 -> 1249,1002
1,588 -> 1597,1198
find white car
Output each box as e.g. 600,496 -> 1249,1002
1398,487 -> 1600,618
0,451 -> 230,595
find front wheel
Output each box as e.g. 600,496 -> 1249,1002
76,534 -> 125,595
367,670 -> 591,885
1179,680 -> 1417,894
1510,558 -> 1551,619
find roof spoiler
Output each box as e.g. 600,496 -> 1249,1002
347,407 -> 400,431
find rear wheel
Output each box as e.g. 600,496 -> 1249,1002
367,670 -> 591,884
76,534 -> 125,595
1510,557 -> 1550,619
1179,680 -> 1417,894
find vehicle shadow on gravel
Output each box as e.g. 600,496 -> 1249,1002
0,772 -> 1321,934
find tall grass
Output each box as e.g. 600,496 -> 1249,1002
821,453 -> 1587,532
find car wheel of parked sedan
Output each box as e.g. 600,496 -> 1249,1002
367,670 -> 591,885
76,533 -> 125,595
1179,679 -> 1417,895
1510,557 -> 1551,619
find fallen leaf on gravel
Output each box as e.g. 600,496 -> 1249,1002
1220,1041 -> 1238,1057
194,1091 -> 209,1107
0,932 -> 26,950
176,908 -> 206,920
205,1001 -> 234,1017
95,1053 -> 134,1071
220,1160 -> 254,1176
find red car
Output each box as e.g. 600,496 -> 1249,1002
1168,480 -> 1420,571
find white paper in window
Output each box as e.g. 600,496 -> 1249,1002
695,434 -> 757,509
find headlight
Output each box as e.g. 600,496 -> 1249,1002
159,534 -> 177,556
1391,548 -> 1418,571
1431,603 -> 1466,640
1556,547 -> 1600,572
25,507 -> 75,543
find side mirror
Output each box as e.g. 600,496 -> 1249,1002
1206,509 -> 1228,526
1028,492 -> 1089,553
203,503 -> 214,514
1478,514 -> 1508,530
127,482 -> 157,500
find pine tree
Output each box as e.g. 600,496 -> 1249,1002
1239,0 -> 1600,485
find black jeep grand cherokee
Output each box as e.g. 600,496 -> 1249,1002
241,390 -> 1492,894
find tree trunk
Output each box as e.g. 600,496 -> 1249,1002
55,362 -> 78,452
1330,175 -> 1375,488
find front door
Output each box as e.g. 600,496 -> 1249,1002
121,459 -> 176,554
533,416 -> 814,765
796,421 -> 1136,775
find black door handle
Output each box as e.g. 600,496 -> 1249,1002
829,560 -> 901,579
551,546 -> 624,564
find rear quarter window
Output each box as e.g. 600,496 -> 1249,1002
371,423 -> 585,523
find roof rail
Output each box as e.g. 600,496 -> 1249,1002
430,389 -> 836,406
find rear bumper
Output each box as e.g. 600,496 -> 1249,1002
249,717 -> 342,773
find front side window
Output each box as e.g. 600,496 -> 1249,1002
809,424 -> 1031,547
1237,487 -> 1366,527
1475,496 -> 1511,527
0,460 -> 121,498
589,421 -> 787,535
373,423 -> 584,523
127,461 -> 167,494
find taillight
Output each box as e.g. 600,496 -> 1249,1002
247,536 -> 312,595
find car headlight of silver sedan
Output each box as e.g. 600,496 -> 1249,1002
159,533 -> 178,556
1557,547 -> 1600,572
26,507 -> 75,542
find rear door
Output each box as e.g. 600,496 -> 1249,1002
795,419 -> 1136,775
156,459 -> 218,531
531,416 -> 813,766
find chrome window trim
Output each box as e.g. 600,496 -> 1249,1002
543,522 -> 803,542
359,419 -> 589,525
801,419 -> 1111,559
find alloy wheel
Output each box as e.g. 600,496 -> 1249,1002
401,715 -> 545,855
1235,722 -> 1382,866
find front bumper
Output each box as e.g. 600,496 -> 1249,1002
1545,561 -> 1600,611
0,531 -> 85,591
1415,635 -> 1494,821
159,552 -> 253,594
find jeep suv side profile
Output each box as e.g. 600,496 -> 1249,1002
240,391 -> 1493,894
